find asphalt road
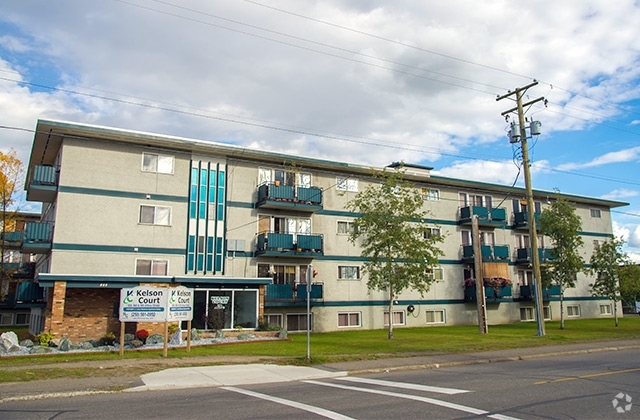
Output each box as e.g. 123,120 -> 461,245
1,349 -> 638,419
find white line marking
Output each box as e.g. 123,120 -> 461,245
337,376 -> 469,394
222,386 -> 356,420
304,380 -> 521,420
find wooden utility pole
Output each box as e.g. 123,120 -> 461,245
472,215 -> 488,334
497,80 -> 546,336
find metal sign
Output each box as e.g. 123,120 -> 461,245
120,286 -> 194,322
167,287 -> 194,321
119,286 -> 168,322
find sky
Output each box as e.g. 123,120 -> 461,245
1,1 -> 640,261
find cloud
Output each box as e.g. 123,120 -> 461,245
558,147 -> 640,171
601,188 -> 639,201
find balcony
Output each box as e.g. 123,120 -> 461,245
464,285 -> 513,302
461,244 -> 510,264
519,284 -> 561,300
256,183 -> 323,212
459,206 -> 507,227
1,231 -> 23,249
515,247 -> 555,265
513,211 -> 541,230
1,262 -> 36,280
256,232 -> 323,257
0,281 -> 46,308
27,165 -> 59,202
22,222 -> 53,254
265,283 -> 324,302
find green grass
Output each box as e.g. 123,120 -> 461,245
0,318 -> 639,383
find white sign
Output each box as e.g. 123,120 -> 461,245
167,287 -> 194,321
119,286 -> 168,322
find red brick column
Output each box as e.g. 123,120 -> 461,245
45,281 -> 67,338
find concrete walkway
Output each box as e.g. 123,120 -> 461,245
129,363 -> 347,391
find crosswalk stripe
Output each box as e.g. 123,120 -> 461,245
337,376 -> 469,394
222,386 -> 356,420
304,380 -> 521,420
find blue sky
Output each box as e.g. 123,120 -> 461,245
1,1 -> 640,261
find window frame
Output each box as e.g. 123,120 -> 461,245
426,309 -> 446,324
142,152 -> 174,174
590,208 -> 602,218
135,259 -> 169,276
337,220 -> 356,235
383,310 -> 406,326
425,267 -> 444,281
566,305 -> 581,317
599,304 -> 612,315
338,265 -> 361,280
421,187 -> 440,201
337,311 -> 361,328
336,177 -> 358,192
139,205 -> 172,226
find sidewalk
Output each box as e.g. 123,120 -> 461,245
1,339 -> 639,402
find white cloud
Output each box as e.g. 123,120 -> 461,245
558,147 -> 640,171
601,189 -> 639,201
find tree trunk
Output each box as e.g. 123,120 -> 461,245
388,287 -> 394,340
614,300 -> 619,327
559,284 -> 565,330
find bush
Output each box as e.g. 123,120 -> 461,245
100,332 -> 116,346
35,332 -> 54,346
135,329 -> 150,343
168,324 -> 179,335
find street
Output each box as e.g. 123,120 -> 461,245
1,349 -> 638,419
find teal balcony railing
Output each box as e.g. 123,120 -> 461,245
464,285 -> 513,301
461,244 -> 510,263
265,283 -> 323,301
22,222 -> 53,253
0,281 -> 45,308
519,284 -> 561,300
513,212 -> 541,229
256,232 -> 323,257
27,165 -> 59,202
459,206 -> 507,226
1,231 -> 23,249
256,183 -> 322,211
515,247 -> 555,265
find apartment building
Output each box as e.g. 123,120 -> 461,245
21,119 -> 626,341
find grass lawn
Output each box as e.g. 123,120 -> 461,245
1,317 -> 638,367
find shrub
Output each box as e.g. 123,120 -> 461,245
101,332 -> 116,346
35,332 -> 54,346
135,329 -> 150,342
168,324 -> 179,335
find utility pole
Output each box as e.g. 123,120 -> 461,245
497,80 -> 546,336
472,215 -> 488,334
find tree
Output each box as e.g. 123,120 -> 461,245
538,197 -> 585,329
0,149 -> 25,296
619,264 -> 640,312
589,236 -> 629,327
345,165 -> 444,339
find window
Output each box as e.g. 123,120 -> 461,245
421,188 -> 440,201
590,209 -> 602,218
258,264 -> 307,284
259,167 -> 311,187
461,230 -> 471,246
287,313 -> 312,332
337,177 -> 358,192
337,221 -> 356,235
567,305 -> 581,317
426,267 -> 444,281
264,314 -> 283,329
139,205 -> 171,226
459,193 -> 492,208
599,304 -> 612,315
135,259 -> 168,275
0,313 -> 12,326
518,270 -> 534,286
338,266 -> 360,280
15,313 -> 29,325
424,227 -> 441,239
142,152 -> 174,174
426,310 -> 445,324
520,306 -> 552,321
338,312 -> 361,327
384,311 -> 405,326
